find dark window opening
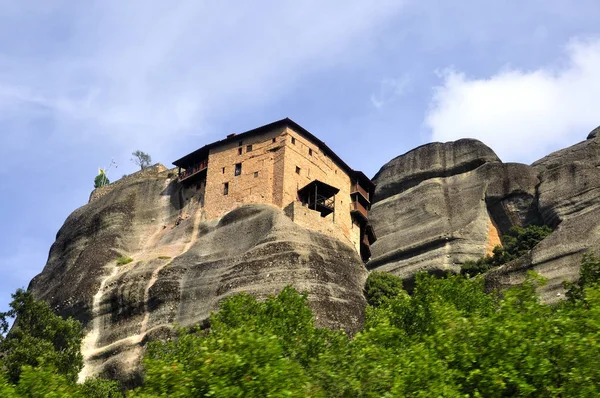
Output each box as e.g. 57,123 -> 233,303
272,138 -> 276,143
222,167 -> 225,174
235,163 -> 242,176
238,141 -> 243,146
296,166 -> 301,175
238,147 -> 243,155
309,148 -> 313,156
223,182 -> 229,195
291,137 -> 296,145
247,144 -> 252,152
254,171 -> 259,178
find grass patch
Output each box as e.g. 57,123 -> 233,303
116,256 -> 134,266
158,256 -> 172,260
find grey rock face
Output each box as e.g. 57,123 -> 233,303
368,139 -> 541,279
29,172 -> 367,384
587,126 -> 600,139
487,134 -> 600,301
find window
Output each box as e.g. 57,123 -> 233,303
291,137 -> 296,145
235,163 -> 242,176
247,144 -> 252,152
254,171 -> 259,178
223,182 -> 229,195
272,138 -> 276,143
238,147 -> 243,155
296,166 -> 301,175
222,167 -> 225,174
309,148 -> 313,156
238,141 -> 243,146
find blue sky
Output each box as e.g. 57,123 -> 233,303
1,0 -> 600,310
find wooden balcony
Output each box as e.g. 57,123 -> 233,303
350,200 -> 368,221
351,183 -> 370,202
179,159 -> 208,182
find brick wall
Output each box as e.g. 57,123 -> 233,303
196,124 -> 362,255
203,127 -> 285,220
280,127 -> 355,243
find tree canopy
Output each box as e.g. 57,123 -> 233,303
131,151 -> 152,170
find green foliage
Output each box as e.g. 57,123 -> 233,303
2,255 -> 600,396
157,256 -> 171,260
364,271 -> 405,306
116,256 -> 133,266
131,150 -> 152,170
565,252 -> 600,303
0,289 -> 83,384
131,269 -> 600,397
79,377 -> 123,398
461,224 -> 553,276
94,173 -> 110,188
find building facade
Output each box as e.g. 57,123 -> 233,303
173,118 -> 376,261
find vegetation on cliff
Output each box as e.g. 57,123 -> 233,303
461,224 -> 553,276
1,255 -> 599,397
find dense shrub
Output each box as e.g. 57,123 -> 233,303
461,224 -> 553,276
2,254 -> 600,396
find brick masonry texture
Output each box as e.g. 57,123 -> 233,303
195,125 -> 365,254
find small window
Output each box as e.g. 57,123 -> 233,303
309,148 -> 313,156
222,167 -> 225,174
295,166 -> 301,175
254,171 -> 259,178
238,147 -> 243,155
238,141 -> 243,146
223,182 -> 229,195
247,144 -> 252,152
235,163 -> 242,176
272,138 -> 276,143
291,137 -> 296,145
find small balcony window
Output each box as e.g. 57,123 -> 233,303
238,148 -> 243,155
272,138 -> 276,143
223,182 -> 229,195
309,148 -> 313,156
296,166 -> 301,175
247,144 -> 252,152
235,163 -> 242,176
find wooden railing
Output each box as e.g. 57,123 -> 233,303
350,200 -> 368,219
179,159 -> 208,181
351,183 -> 370,201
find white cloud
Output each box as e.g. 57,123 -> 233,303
424,38 -> 600,163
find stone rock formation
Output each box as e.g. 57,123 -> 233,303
369,130 -> 600,302
368,139 -> 542,281
486,131 -> 600,301
28,169 -> 367,384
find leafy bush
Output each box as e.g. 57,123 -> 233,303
94,173 -> 110,189
461,224 -> 553,276
0,289 -> 83,384
565,252 -> 600,303
364,271 -> 405,306
116,256 -> 133,266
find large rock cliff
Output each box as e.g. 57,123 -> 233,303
369,131 -> 600,301
28,169 -> 367,384
27,127 -> 600,384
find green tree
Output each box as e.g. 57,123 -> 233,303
94,173 -> 110,188
461,224 -> 553,276
131,150 -> 152,170
0,289 -> 83,384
